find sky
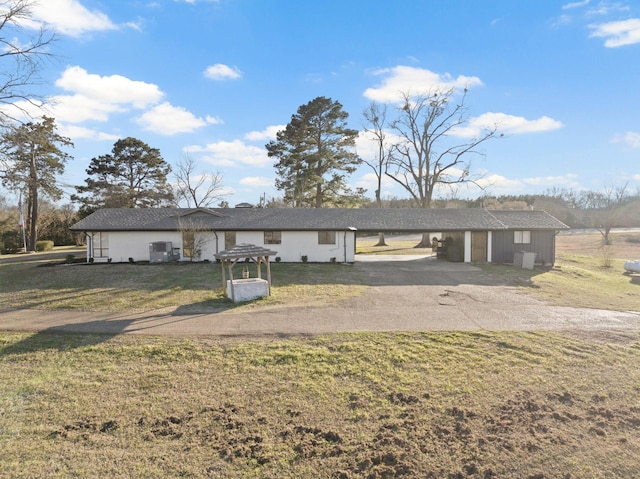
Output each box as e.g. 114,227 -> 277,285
4,0 -> 640,207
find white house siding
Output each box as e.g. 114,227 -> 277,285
89,231 -> 183,263
88,230 -> 356,263
231,230 -> 355,263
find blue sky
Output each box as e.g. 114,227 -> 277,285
7,0 -> 640,206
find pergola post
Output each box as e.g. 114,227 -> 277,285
215,244 -> 278,300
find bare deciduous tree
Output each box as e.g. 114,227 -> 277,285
386,89 -> 500,210
176,215 -> 213,262
578,184 -> 635,245
0,0 -> 56,123
173,154 -> 227,208
362,101 -> 391,246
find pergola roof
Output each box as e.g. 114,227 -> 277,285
214,243 -> 277,260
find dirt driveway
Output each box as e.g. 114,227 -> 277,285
1,255 -> 639,336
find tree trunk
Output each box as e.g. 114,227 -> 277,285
28,150 -> 38,251
415,232 -> 431,248
374,232 -> 387,246
315,182 -> 323,208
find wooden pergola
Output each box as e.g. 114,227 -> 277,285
214,243 -> 278,298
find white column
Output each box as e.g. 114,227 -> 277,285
464,231 -> 472,262
487,231 -> 492,263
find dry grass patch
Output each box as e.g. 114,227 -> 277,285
0,257 -> 366,313
2,331 -> 640,478
525,231 -> 640,311
356,234 -> 432,255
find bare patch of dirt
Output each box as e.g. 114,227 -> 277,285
49,388 -> 640,478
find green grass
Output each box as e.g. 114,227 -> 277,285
1,245 -> 638,312
1,331 -> 640,478
527,254 -> 640,311
356,238 -> 432,255
0,256 -> 366,312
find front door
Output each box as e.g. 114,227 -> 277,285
471,231 -> 487,262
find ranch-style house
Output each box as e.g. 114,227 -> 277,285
70,207 -> 568,266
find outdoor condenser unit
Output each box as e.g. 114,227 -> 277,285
149,241 -> 181,263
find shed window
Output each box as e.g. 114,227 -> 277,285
318,231 -> 336,245
264,231 -> 281,244
92,232 -> 109,258
514,231 -> 531,244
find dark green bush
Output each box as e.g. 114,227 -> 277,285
1,231 -> 20,254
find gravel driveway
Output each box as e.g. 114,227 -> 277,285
1,255 -> 639,336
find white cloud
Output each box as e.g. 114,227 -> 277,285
451,112 -> 563,138
186,140 -> 271,168
475,174 -> 525,192
47,94 -> 126,123
617,131 -> 640,149
355,129 -> 403,162
57,124 -> 120,141
204,64 -> 242,80
589,18 -> 640,47
586,3 -> 630,16
244,125 -> 285,141
56,66 -> 164,109
30,0 -> 117,37
239,176 -> 273,187
136,102 -> 213,135
562,0 -> 590,9
363,66 -> 483,103
355,171 -> 397,193
523,174 -> 580,187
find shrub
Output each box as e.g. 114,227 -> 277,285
35,240 -> 54,252
301,255 -> 308,263
600,246 -> 613,269
129,257 -> 135,264
1,231 -> 20,254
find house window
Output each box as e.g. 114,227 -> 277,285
225,231 -> 236,250
182,231 -> 195,258
92,232 -> 109,258
318,231 -> 336,245
514,231 -> 531,244
264,231 -> 281,244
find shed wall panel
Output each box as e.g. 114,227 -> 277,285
491,230 -> 557,265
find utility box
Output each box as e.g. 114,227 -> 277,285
149,241 -> 181,263
513,251 -> 536,270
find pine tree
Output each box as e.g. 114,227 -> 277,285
73,137 -> 174,216
266,97 -> 363,207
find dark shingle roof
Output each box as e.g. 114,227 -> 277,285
487,210 -> 568,230
70,207 -> 568,233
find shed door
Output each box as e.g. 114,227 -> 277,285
471,231 -> 487,262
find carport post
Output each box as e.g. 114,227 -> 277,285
464,231 -> 472,262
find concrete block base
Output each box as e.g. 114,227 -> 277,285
227,278 -> 270,303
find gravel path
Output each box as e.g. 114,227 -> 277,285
1,255 -> 639,336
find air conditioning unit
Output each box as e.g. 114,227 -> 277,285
149,241 -> 181,262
